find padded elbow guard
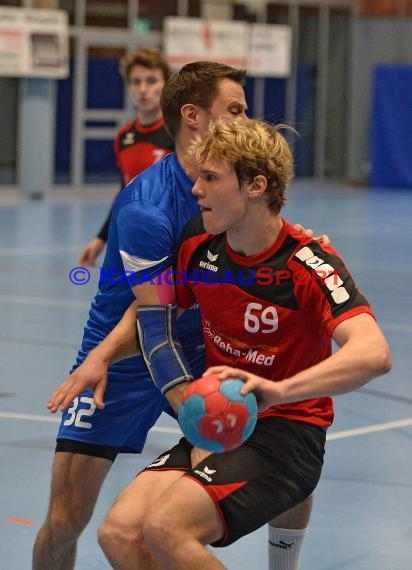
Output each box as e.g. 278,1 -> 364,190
136,304 -> 193,394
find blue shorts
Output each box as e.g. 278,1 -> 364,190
57,348 -> 205,459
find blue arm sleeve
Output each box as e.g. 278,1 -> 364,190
136,304 -> 193,394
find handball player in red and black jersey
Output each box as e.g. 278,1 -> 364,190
41,62 -> 327,570
78,47 -> 173,267
91,118 -> 391,569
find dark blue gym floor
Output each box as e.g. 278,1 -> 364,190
1,180 -> 411,569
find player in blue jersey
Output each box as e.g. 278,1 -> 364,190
33,61 -> 248,570
60,151 -> 205,447
38,62 -> 322,570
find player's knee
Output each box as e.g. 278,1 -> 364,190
47,497 -> 92,539
98,519 -> 118,555
98,516 -> 144,555
47,509 -> 83,540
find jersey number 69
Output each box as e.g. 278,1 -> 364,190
244,302 -> 279,334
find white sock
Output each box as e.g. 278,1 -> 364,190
268,526 -> 308,570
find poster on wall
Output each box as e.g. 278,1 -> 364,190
164,16 -> 248,69
0,6 -> 69,78
164,17 -> 292,78
247,24 -> 292,77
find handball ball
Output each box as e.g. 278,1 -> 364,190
178,374 -> 258,453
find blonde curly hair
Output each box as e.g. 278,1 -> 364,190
189,118 -> 294,213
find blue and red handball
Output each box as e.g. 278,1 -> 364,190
178,373 -> 258,452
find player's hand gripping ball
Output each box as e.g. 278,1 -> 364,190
178,374 -> 258,452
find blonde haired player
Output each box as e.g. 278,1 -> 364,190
57,118 -> 390,569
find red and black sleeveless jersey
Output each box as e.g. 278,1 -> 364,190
175,216 -> 374,428
114,117 -> 174,185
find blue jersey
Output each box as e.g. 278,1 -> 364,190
58,153 -> 204,454
77,152 -> 202,370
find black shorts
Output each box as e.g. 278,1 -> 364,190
143,416 -> 326,546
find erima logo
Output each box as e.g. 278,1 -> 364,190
199,250 -> 219,272
295,246 -> 349,304
269,540 -> 295,550
194,465 -> 216,482
123,132 -> 135,145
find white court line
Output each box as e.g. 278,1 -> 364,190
326,417 -> 412,440
0,245 -> 80,257
0,411 -> 411,440
0,295 -> 89,309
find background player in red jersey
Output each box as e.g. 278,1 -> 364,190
78,47 -> 173,267
92,118 -> 391,569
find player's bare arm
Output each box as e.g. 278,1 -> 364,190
48,266 -> 189,414
47,300 -> 140,412
208,313 -> 391,411
78,237 -> 106,267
